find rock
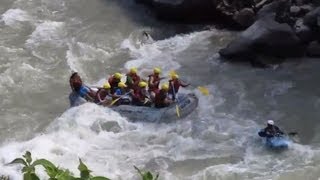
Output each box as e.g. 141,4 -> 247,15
233,8 -> 256,28
306,41 -> 320,57
219,37 -> 256,60
257,1 -> 282,18
300,4 -> 314,14
220,16 -> 305,60
295,18 -> 314,43
135,0 -> 221,22
290,6 -> 301,16
303,7 -> 320,28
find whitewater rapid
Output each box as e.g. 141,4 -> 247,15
1,0 -> 320,180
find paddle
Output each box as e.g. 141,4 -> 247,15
169,70 -> 210,96
109,91 -> 133,107
171,81 -> 180,118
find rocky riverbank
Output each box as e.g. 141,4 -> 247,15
135,0 -> 320,66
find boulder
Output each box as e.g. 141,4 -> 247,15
233,8 -> 256,28
306,41 -> 320,57
295,18 -> 314,43
303,7 -> 320,28
219,16 -> 305,60
135,0 -> 221,22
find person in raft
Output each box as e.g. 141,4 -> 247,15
154,83 -> 173,108
148,67 -> 164,100
69,72 -> 96,102
126,67 -> 141,91
95,82 -> 113,106
131,81 -> 152,106
108,72 -> 123,94
168,73 -> 190,101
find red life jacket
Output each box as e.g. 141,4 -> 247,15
108,76 -> 120,93
148,74 -> 160,92
154,90 -> 168,107
126,73 -> 140,90
169,79 -> 181,94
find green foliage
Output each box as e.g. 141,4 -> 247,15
7,151 -> 159,180
134,166 -> 159,180
8,151 -> 110,180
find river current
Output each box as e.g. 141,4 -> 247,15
1,0 -> 320,179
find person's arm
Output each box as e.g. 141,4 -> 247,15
179,79 -> 190,87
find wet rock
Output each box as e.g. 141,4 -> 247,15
306,41 -> 320,57
220,16 -> 305,60
300,4 -> 314,14
295,18 -> 314,43
233,8 -> 256,28
135,0 -> 221,22
257,1 -> 281,18
290,6 -> 301,16
303,7 -> 320,28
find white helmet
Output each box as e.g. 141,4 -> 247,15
267,120 -> 274,125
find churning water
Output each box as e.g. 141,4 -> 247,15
1,0 -> 320,179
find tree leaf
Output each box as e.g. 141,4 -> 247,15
23,151 -> 32,165
78,159 -> 89,172
90,176 -> 111,180
32,159 -> 56,168
143,172 -> 153,180
30,173 -> 40,180
8,158 -> 27,166
80,170 -> 90,179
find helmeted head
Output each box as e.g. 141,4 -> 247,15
153,67 -> 161,74
267,120 -> 274,126
103,82 -> 111,89
138,81 -> 147,88
118,82 -> 127,88
129,67 -> 138,74
171,74 -> 179,80
113,73 -> 122,80
161,83 -> 169,91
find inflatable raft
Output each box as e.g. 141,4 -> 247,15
69,92 -> 198,123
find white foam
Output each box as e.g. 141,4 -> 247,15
26,21 -> 66,47
122,30 -> 214,76
1,9 -> 32,27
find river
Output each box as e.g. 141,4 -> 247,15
1,0 -> 320,179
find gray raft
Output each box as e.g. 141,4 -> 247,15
69,92 -> 198,123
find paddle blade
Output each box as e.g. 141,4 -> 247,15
109,98 -> 120,106
176,105 -> 180,118
198,86 -> 209,96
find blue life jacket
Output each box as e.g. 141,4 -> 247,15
78,85 -> 90,98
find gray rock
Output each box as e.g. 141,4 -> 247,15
295,18 -> 314,43
306,41 -> 320,57
300,4 -> 314,14
233,8 -> 256,28
290,6 -> 301,16
303,7 -> 320,28
220,16 -> 305,60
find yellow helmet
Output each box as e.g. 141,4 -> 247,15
161,83 -> 169,91
118,82 -> 127,88
130,67 -> 138,74
114,73 -> 122,79
103,82 -> 111,89
138,81 -> 147,88
153,67 -> 161,74
171,74 -> 179,79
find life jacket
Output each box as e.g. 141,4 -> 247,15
154,90 -> 168,108
96,88 -> 111,102
126,73 -> 140,90
108,76 -> 120,94
169,79 -> 181,94
148,74 -> 160,92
